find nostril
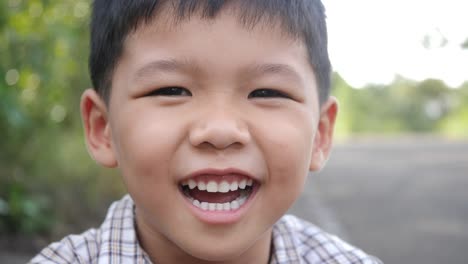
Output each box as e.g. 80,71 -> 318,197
189,121 -> 250,149
199,141 -> 242,150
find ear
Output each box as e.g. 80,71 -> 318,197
309,97 -> 338,172
80,89 -> 118,168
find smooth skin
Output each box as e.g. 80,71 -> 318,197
81,9 -> 337,264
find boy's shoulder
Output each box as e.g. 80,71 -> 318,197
271,214 -> 382,263
29,195 -> 151,264
30,195 -> 382,264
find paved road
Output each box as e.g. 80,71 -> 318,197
290,137 -> 468,264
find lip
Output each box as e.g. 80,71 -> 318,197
179,182 -> 260,224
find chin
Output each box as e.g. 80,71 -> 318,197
180,237 -> 252,262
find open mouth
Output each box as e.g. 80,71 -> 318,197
179,176 -> 257,212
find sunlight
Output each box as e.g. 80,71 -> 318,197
323,0 -> 468,88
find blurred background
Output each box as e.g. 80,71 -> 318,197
0,0 -> 467,263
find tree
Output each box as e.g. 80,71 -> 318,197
462,37 -> 468,49
1,0 -> 124,241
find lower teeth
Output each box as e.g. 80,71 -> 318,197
189,189 -> 251,211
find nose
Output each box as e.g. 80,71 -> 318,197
189,108 -> 251,150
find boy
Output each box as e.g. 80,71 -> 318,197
31,0 -> 382,263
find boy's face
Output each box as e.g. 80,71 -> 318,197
82,10 -> 337,262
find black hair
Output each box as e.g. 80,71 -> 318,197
90,0 -> 331,104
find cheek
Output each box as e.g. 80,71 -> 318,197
111,108 -> 184,183
255,120 -> 314,223
257,116 -> 315,184
252,112 -> 316,214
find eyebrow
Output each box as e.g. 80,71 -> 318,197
133,59 -> 197,82
246,63 -> 303,84
133,59 -> 303,84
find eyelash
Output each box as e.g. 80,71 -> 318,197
147,87 -> 192,96
146,87 -> 289,99
248,89 -> 290,99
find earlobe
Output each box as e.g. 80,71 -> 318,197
81,89 -> 118,168
310,148 -> 325,172
309,97 -> 338,172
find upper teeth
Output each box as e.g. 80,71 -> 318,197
182,179 -> 253,193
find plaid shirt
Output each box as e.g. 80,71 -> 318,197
30,195 -> 382,264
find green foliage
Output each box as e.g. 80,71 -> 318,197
462,38 -> 468,49
0,182 -> 53,235
1,0 -> 125,240
437,83 -> 468,137
333,74 -> 468,138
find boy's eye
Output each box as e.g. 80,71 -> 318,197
147,87 -> 192,96
248,88 -> 289,99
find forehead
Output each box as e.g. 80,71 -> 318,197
122,9 -> 311,73
127,2 -> 304,41
124,3 -> 307,55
